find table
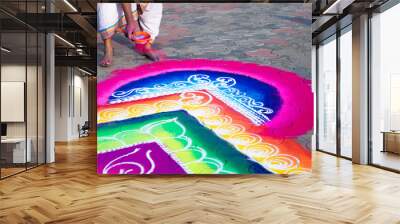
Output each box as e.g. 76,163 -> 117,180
1,138 -> 31,163
382,131 -> 400,154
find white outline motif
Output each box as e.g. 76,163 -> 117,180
109,74 -> 275,125
99,90 -> 303,174
99,118 -> 233,174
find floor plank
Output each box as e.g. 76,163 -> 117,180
0,135 -> 400,224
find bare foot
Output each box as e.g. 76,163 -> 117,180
143,48 -> 160,61
100,40 -> 113,67
100,54 -> 112,67
135,43 -> 160,61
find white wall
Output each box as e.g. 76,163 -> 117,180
54,67 -> 89,141
72,73 -> 89,138
55,66 -> 70,141
1,64 -> 46,163
1,65 -> 26,139
1,65 -> 40,138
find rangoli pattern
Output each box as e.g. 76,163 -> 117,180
97,59 -> 313,174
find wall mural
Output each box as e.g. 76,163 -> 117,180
97,59 -> 313,174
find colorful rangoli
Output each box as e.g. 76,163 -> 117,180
97,59 -> 313,174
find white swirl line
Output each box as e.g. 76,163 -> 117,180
146,150 -> 155,174
108,74 -> 274,124
103,147 -> 143,174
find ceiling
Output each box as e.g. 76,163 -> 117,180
310,0 -> 390,43
0,0 -> 396,74
0,0 -> 96,74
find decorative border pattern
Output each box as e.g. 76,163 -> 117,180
98,111 -> 271,174
109,74 -> 274,125
98,90 -> 311,174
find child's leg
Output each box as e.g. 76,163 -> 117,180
100,38 -> 113,67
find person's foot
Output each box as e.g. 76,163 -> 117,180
100,45 -> 113,67
143,48 -> 160,61
134,43 -> 160,61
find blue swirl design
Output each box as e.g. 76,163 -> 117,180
108,70 -> 282,125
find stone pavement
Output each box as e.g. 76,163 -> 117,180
97,3 -> 311,82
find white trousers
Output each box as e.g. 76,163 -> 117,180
97,3 -> 162,40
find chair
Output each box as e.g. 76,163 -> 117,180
78,121 -> 90,138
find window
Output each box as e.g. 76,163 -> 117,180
317,36 -> 337,154
339,27 -> 352,158
370,2 -> 400,171
0,1 -> 47,179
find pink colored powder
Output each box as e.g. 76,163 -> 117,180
98,59 -> 313,138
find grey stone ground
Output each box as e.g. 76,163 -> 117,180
97,3 -> 311,80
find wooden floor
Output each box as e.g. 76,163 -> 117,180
0,167 -> 26,178
0,136 -> 400,224
372,150 -> 400,171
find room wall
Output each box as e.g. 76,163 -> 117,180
1,65 -> 39,139
71,71 -> 89,139
1,64 -> 45,163
54,66 -> 89,141
54,66 -> 70,141
1,65 -> 25,138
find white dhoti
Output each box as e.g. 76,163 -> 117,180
97,3 -> 162,41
